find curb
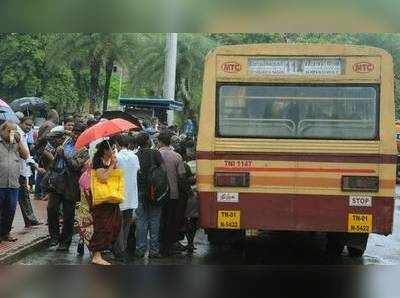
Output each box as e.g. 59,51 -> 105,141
0,235 -> 50,265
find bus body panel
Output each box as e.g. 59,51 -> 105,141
197,44 -> 396,235
198,192 -> 394,235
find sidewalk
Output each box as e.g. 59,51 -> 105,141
0,198 -> 49,264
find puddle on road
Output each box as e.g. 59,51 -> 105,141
14,198 -> 400,265
14,229 -> 400,266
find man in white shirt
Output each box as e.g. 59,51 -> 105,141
113,134 -> 140,261
17,116 -> 44,227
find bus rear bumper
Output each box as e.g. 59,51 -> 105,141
199,192 -> 394,235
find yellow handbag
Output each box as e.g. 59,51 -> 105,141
91,168 -> 125,206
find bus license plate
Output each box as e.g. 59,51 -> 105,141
348,213 -> 372,233
217,210 -> 241,229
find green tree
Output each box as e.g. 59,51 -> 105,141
0,33 -> 46,101
176,34 -> 216,118
100,33 -> 138,112
127,34 -> 166,97
350,33 -> 400,116
126,33 -> 216,124
43,66 -> 79,116
48,33 -> 140,113
48,33 -> 108,113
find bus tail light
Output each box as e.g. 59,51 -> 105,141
214,172 -> 250,187
341,176 -> 379,192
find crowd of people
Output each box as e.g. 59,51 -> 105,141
0,109 -> 198,265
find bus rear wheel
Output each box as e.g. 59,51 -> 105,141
346,233 -> 369,258
326,232 -> 345,256
347,247 -> 365,258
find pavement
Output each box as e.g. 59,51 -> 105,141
0,199 -> 49,264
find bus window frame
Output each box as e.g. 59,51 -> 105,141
215,82 -> 381,141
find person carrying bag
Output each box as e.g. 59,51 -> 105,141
88,139 -> 123,265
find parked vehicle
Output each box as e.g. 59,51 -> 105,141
196,44 -> 397,257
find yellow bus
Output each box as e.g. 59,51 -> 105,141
196,44 -> 396,257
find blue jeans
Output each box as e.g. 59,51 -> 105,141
136,200 -> 162,255
0,188 -> 19,237
35,172 -> 44,198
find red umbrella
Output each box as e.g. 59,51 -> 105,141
75,118 -> 138,149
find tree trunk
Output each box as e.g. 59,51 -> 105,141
102,55 -> 114,113
180,77 -> 193,118
89,55 -> 101,114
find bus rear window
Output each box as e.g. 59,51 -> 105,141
217,85 -> 378,140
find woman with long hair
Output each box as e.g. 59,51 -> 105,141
89,139 -> 122,265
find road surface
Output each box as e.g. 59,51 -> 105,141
14,188 -> 400,265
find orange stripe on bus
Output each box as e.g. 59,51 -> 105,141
214,167 -> 376,174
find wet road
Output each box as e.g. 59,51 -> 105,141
14,190 -> 400,266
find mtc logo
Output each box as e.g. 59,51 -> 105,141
353,62 -> 374,73
222,62 -> 241,73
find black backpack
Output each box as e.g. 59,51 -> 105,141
145,150 -> 170,205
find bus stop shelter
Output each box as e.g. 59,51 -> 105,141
119,97 -> 183,124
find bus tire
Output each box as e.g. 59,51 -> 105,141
346,233 -> 368,258
348,247 -> 365,258
326,232 -> 345,256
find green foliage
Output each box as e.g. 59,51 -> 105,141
0,33 -> 46,100
349,33 -> 400,117
2,33 -> 400,120
126,34 -> 166,97
176,34 -> 217,117
108,73 -> 120,105
208,33 -> 283,44
108,72 -> 130,105
43,67 -> 79,115
125,33 -> 215,120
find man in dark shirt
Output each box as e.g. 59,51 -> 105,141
34,109 -> 59,200
0,121 -> 29,242
135,132 -> 164,258
44,125 -> 83,251
157,132 -> 187,256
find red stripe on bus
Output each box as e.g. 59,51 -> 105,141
197,151 -> 397,164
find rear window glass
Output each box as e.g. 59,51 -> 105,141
217,85 -> 378,140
